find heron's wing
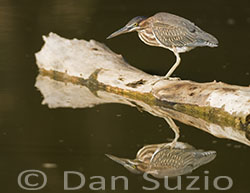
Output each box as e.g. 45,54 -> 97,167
152,22 -> 198,47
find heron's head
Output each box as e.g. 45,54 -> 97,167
107,16 -> 147,39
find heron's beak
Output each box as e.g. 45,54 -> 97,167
106,154 -> 141,174
105,154 -> 128,166
106,26 -> 130,39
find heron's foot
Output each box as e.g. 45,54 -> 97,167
150,138 -> 179,163
155,138 -> 178,153
165,77 -> 181,81
160,139 -> 178,150
152,76 -> 181,86
167,138 -> 178,149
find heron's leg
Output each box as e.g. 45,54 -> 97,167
151,51 -> 181,86
149,117 -> 180,162
165,51 -> 181,78
154,117 -> 180,151
164,116 -> 180,148
151,117 -> 180,161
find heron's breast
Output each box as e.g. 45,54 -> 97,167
163,46 -> 194,53
175,46 -> 194,53
138,30 -> 160,47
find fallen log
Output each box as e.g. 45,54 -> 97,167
35,33 -> 250,146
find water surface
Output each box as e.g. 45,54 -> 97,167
0,0 -> 249,192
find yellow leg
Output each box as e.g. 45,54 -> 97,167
165,51 -> 181,78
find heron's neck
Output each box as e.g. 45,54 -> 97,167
138,18 -> 152,30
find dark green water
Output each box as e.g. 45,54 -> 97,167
0,0 -> 249,192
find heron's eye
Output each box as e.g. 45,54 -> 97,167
134,23 -> 138,27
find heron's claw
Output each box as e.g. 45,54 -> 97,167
152,76 -> 181,86
165,77 -> 181,81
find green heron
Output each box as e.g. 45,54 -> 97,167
107,12 -> 218,78
106,142 -> 216,178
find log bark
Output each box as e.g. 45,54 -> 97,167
35,33 -> 250,146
